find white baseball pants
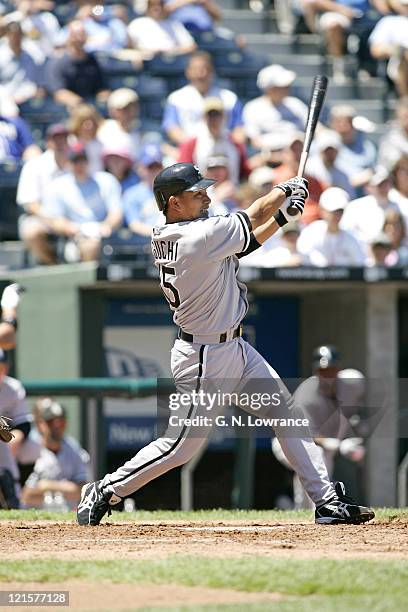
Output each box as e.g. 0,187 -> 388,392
101,337 -> 335,506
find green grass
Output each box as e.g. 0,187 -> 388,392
137,597 -> 408,612
1,507 -> 407,522
138,600 -> 408,612
1,557 -> 407,596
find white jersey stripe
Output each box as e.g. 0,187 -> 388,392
235,211 -> 252,252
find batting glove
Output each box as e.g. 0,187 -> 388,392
274,176 -> 309,200
1,284 -> 24,311
274,194 -> 306,227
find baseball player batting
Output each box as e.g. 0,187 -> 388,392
77,163 -> 375,526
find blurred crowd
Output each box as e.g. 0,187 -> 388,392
0,0 -> 408,268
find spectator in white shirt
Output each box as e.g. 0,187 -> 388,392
369,13 -> 408,96
128,0 -> 196,58
162,50 -> 244,146
17,123 -> 70,265
243,64 -> 308,152
378,97 -> 408,171
3,2 -> 61,62
340,166 -> 398,245
366,231 -> 392,266
98,88 -> 144,154
298,187 -> 365,266
0,17 -> 44,104
388,154 -> 408,227
248,166 -> 275,195
241,222 -> 305,268
204,155 -> 236,215
307,130 -> 356,198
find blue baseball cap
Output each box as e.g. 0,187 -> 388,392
139,144 -> 163,167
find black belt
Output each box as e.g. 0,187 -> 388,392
178,324 -> 243,344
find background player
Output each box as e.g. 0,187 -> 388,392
0,284 -> 24,350
0,349 -> 32,509
272,345 -> 367,508
77,163 -> 374,527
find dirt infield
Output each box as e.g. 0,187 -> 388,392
3,516 -> 408,562
2,516 -> 407,609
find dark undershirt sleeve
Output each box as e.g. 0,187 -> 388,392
236,232 -> 262,259
12,421 -> 31,439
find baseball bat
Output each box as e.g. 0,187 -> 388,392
287,75 -> 328,215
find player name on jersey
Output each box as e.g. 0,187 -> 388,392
151,239 -> 179,262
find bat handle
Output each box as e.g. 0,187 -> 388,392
297,151 -> 308,178
286,151 -> 309,217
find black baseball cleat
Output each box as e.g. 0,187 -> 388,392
315,481 -> 375,525
77,481 -> 121,526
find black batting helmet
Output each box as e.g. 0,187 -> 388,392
312,345 -> 340,370
153,163 -> 216,212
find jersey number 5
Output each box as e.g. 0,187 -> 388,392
160,265 -> 180,308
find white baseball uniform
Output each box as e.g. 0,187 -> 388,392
0,376 -> 32,483
24,437 -> 91,509
273,369 -> 365,507
100,212 -> 335,505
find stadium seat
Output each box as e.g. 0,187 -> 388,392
108,75 -> 168,99
192,29 -> 239,52
213,50 -> 266,78
18,98 -> 68,146
0,162 -> 23,241
212,50 -> 265,99
94,53 -> 137,77
144,54 -> 190,78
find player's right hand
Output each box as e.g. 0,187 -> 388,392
1,284 -> 24,311
274,176 -> 309,200
274,193 -> 306,226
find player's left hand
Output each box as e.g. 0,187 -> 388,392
274,176 -> 309,200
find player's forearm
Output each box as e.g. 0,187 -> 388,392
245,187 -> 286,230
47,480 -> 82,498
251,216 -> 281,245
36,479 -> 83,496
0,323 -> 16,350
20,487 -> 45,507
